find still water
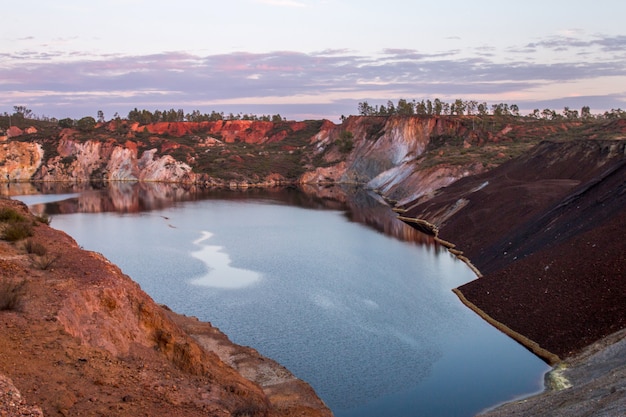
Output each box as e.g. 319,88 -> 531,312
13,183 -> 549,417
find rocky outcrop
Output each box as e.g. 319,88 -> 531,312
369,163 -> 483,207
0,374 -> 43,416
342,116 -> 445,183
0,116 -> 542,201
126,120 -> 309,144
34,130 -> 194,183
478,329 -> 626,417
0,141 -> 44,181
303,116 -> 485,201
0,198 -> 332,416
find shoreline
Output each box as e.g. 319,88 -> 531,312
398,210 -> 626,416
399,213 -> 562,363
451,288 -> 560,365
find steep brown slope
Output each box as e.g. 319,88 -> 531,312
398,139 -> 626,362
0,198 -> 331,417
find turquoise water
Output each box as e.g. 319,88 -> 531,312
16,185 -> 549,417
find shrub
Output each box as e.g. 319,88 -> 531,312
336,131 -> 354,154
0,207 -> 26,223
24,239 -> 47,256
2,221 -> 33,241
77,116 -> 96,132
31,253 -> 60,270
0,278 -> 26,311
58,118 -> 74,128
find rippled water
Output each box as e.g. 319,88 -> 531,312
14,184 -> 550,417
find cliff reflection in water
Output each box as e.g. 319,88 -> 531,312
14,181 -> 438,247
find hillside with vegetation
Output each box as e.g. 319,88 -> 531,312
1,101 -> 624,189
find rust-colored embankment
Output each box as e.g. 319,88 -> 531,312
398,140 -> 626,362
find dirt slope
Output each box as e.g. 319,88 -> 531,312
0,198 -> 331,417
398,139 -> 626,361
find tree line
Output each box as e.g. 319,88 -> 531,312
1,106 -> 286,129
125,108 -> 286,124
4,100 -> 626,133
356,99 -> 626,120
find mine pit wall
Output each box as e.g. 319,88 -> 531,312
396,139 -> 626,365
306,116 -> 485,202
2,116 -> 486,207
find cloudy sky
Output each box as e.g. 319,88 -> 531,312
2,0 -> 625,121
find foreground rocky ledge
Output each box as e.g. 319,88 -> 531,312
0,198 -> 331,417
478,328 -> 626,416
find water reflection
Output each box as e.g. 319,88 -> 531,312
8,181 -> 438,247
190,231 -> 261,289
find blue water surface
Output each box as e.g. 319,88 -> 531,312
16,186 -> 549,417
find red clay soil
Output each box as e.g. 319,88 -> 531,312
399,139 -> 626,362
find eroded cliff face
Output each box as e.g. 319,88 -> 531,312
4,116 -> 603,204
1,117 -> 499,198
125,120 -> 309,144
0,141 -> 44,181
33,130 -> 194,183
305,116 -> 485,203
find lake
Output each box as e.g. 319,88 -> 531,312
11,182 -> 550,417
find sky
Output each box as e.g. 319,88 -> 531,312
2,0 -> 626,122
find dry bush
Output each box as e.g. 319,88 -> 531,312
24,239 -> 47,256
0,278 -> 26,311
0,207 -> 26,223
2,221 -> 33,241
30,253 -> 60,270
0,207 -> 33,242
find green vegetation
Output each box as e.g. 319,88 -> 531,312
357,98 -> 626,120
126,107 -> 286,124
336,131 -> 354,153
77,116 -> 96,132
0,207 -> 26,223
58,118 -> 74,128
0,207 -> 33,241
2,221 -> 34,241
